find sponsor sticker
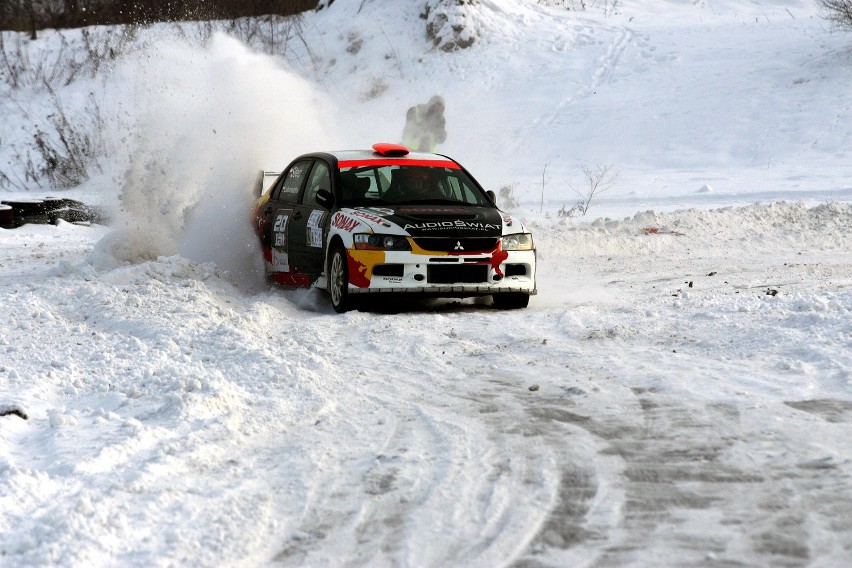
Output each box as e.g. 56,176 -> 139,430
307,227 -> 323,248
361,207 -> 395,217
306,210 -> 326,247
490,248 -> 509,277
307,210 -> 325,228
351,210 -> 390,226
403,220 -> 500,231
282,165 -> 305,194
272,250 -> 290,271
331,213 -> 361,232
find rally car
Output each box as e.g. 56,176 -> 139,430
251,143 -> 536,312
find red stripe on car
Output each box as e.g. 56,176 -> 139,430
338,159 -> 461,169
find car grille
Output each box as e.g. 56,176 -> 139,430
412,237 -> 499,253
427,265 -> 489,284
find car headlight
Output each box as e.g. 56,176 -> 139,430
353,233 -> 411,251
502,233 -> 534,251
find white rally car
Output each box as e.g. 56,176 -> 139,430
251,143 -> 536,312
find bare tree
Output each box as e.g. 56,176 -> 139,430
30,82 -> 105,188
560,163 -> 618,217
817,0 -> 852,30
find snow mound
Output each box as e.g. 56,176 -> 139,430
535,201 -> 852,258
423,0 -> 482,51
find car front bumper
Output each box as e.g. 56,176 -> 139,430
345,248 -> 537,296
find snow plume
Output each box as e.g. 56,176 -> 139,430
91,33 -> 336,286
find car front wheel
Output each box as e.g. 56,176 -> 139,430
492,293 -> 530,310
328,246 -> 355,313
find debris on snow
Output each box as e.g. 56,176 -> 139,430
0,404 -> 28,420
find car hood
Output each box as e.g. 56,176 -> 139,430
339,205 -> 525,237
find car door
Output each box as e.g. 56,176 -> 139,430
265,159 -> 312,278
288,159 -> 332,278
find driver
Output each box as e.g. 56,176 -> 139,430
384,167 -> 447,202
403,168 -> 441,199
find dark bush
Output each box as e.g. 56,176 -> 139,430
0,1 -> 318,33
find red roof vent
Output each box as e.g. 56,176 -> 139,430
372,143 -> 410,157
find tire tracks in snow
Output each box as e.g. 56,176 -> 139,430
268,284 -> 852,567
270,317 -> 565,566
502,363 -> 852,567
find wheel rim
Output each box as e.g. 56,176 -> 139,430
330,251 -> 345,306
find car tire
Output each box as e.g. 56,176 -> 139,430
328,245 -> 355,313
492,292 -> 530,310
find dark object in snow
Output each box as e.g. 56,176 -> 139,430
0,204 -> 12,228
0,404 -> 28,420
765,288 -> 779,297
0,197 -> 108,229
529,384 -> 540,392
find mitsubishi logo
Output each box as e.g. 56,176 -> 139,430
454,241 -> 464,251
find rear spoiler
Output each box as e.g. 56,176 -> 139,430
253,170 -> 281,197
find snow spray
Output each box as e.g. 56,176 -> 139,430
90,32 -> 339,287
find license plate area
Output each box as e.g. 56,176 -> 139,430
427,264 -> 488,284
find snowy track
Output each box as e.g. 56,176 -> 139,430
2,203 -> 851,566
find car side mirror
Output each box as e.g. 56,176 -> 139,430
486,190 -> 497,205
315,189 -> 334,209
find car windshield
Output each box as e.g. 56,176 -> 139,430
338,165 -> 491,207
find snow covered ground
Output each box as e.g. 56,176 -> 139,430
2,0 -> 852,566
